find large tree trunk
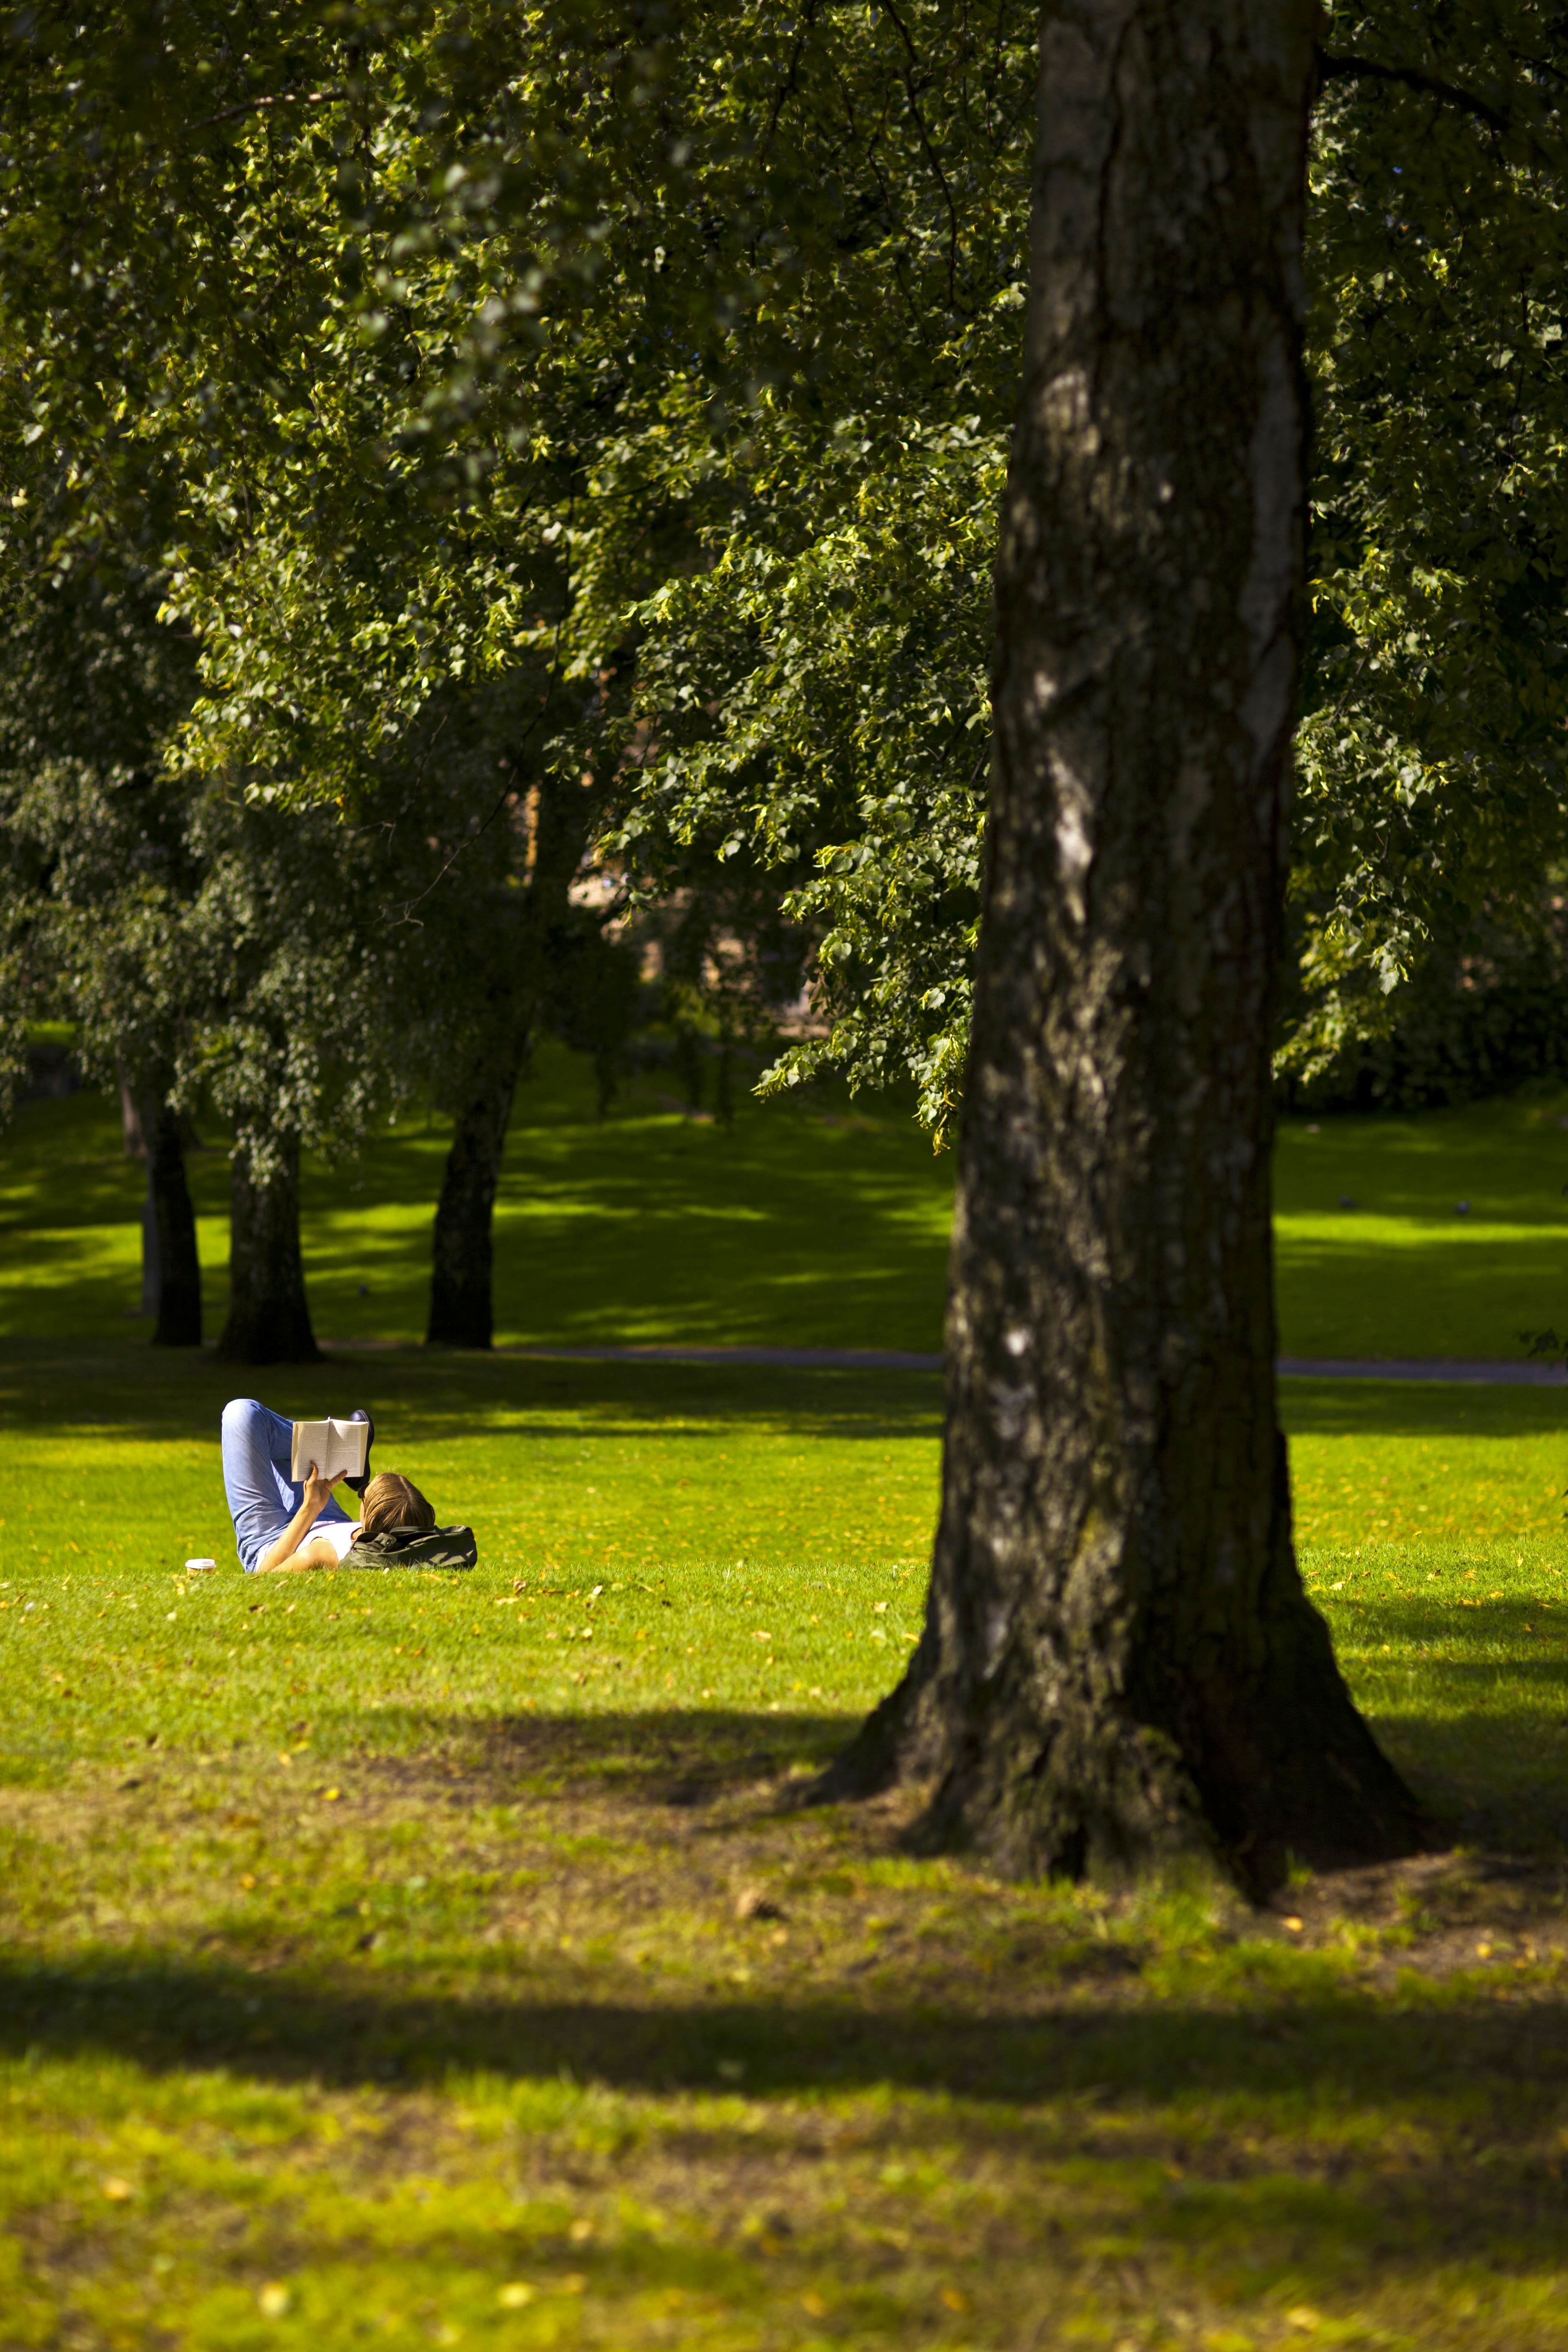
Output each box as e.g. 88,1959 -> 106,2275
826,0 -> 1422,1893
218,1137 -> 318,1364
425,1044 -> 524,1349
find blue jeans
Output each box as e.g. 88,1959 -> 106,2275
221,1398 -> 352,1573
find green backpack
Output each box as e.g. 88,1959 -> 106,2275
340,1524 -> 477,1571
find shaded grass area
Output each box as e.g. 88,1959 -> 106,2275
4,1705 -> 1568,2352
6,1055 -> 1568,1360
3,1341 -> 1568,2345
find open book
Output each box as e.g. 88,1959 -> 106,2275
290,1416 -> 370,1485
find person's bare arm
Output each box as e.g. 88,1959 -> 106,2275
259,1532 -> 349,1574
255,1465 -> 338,1574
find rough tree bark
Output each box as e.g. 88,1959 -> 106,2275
825,0 -> 1422,1893
425,1040 -> 527,1350
217,1136 -> 318,1364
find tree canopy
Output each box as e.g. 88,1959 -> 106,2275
1,2 -> 1565,1144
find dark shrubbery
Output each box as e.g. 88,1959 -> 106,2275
1281,908 -> 1568,1113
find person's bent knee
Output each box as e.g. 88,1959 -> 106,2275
221,1398 -> 286,1573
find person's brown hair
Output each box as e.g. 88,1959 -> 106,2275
361,1471 -> 436,1538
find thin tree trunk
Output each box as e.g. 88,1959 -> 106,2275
129,1084 -> 203,1346
118,1063 -> 147,1158
825,0 -> 1421,1893
120,1063 -> 161,1316
139,1161 -> 161,1315
218,1136 -> 317,1364
124,1075 -> 201,1343
147,1096 -> 202,1346
421,753 -> 597,1352
426,1043 -> 525,1349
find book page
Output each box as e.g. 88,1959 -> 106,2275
289,1416 -> 369,1485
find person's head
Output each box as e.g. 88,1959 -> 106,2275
361,1471 -> 436,1538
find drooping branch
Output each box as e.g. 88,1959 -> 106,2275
1315,48 -> 1509,136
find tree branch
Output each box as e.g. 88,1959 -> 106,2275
1315,48 -> 1508,136
761,0 -> 821,161
181,87 -> 345,138
873,0 -> 962,309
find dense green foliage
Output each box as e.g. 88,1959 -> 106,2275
1293,2 -> 1568,1075
0,565 -> 196,1119
0,556 -> 461,1180
2,3 -> 1565,1146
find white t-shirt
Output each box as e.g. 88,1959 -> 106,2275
314,1519 -> 363,1562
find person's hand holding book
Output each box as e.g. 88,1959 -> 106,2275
301,1463 -> 336,1522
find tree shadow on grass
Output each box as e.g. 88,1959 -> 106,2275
1369,1699 -> 1568,1854
365,1666 -> 1568,1857
0,1341 -> 943,1447
9,1694 -> 1568,2296
355,1704 -> 850,1806
1280,1375 -> 1568,1439
0,1948 -> 1560,2111
2,1952 -> 1567,2295
1326,1598 -> 1568,1852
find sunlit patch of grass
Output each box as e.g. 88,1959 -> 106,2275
1273,1088 -> 1568,1360
1284,1376 -> 1568,1547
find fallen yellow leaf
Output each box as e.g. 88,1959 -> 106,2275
497,2283 -> 534,2309
101,2176 -> 133,2202
258,2282 -> 292,2318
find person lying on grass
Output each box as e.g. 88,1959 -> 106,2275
258,1466 -> 437,1575
220,1397 -> 435,1574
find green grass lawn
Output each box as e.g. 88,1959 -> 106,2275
5,1049 -> 1568,1359
1273,1094 -> 1568,1361
5,1075 -> 1568,2348
0,1052 -> 956,1356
